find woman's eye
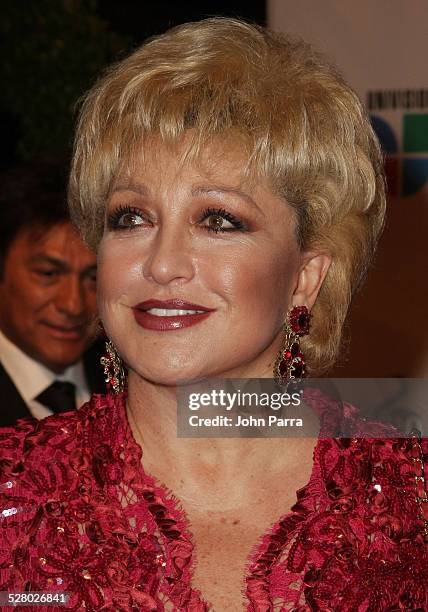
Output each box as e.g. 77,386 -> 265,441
200,208 -> 244,233
205,214 -> 234,231
117,212 -> 144,227
107,206 -> 147,229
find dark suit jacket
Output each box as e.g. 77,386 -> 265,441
0,339 -> 107,427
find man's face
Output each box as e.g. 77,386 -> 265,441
0,221 -> 97,373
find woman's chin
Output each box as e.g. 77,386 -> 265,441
128,365 -> 212,388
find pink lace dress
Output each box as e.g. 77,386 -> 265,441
0,391 -> 427,611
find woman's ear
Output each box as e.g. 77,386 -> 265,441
292,251 -> 332,310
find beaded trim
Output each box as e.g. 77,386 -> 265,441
409,428 -> 428,543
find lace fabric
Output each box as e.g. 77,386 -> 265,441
0,391 -> 427,611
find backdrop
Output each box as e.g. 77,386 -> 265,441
268,0 -> 428,376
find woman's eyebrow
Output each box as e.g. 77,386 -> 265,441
110,182 -> 265,216
191,185 -> 263,213
110,182 -> 149,196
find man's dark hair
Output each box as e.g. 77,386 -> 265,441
0,162 -> 71,277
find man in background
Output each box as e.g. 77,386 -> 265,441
0,163 -> 105,425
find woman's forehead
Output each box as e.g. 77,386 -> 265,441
112,133 -> 260,191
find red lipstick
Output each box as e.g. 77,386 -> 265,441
132,299 -> 214,331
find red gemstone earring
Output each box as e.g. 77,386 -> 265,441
100,340 -> 127,393
274,305 -> 311,387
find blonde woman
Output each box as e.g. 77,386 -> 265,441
0,18 -> 426,611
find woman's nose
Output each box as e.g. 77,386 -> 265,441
142,225 -> 195,286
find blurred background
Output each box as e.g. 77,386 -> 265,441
1,0 -> 427,377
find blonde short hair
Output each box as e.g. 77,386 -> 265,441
69,17 -> 386,374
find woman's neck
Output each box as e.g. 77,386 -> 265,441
126,372 -> 318,511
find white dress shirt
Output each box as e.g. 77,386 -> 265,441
0,329 -> 90,419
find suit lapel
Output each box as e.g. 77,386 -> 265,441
83,339 -> 108,395
0,361 -> 33,426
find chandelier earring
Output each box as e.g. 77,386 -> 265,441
274,305 -> 311,388
100,339 -> 127,393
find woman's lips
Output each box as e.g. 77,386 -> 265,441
132,299 -> 214,331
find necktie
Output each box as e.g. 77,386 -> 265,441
35,381 -> 76,414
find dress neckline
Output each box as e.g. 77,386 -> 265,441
116,391 -> 325,609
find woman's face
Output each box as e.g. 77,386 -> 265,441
97,137 -> 327,384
